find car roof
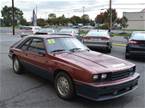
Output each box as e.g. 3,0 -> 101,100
89,29 -> 108,33
25,34 -> 72,39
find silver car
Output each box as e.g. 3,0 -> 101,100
83,30 -> 112,53
58,28 -> 79,37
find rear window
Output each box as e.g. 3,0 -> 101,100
86,30 -> 109,37
39,28 -> 54,33
131,33 -> 145,40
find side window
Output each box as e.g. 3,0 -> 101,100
20,39 -> 32,50
28,38 -> 45,53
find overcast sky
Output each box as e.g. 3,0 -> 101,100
0,0 -> 145,21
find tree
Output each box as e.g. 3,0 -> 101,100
20,18 -> 29,26
95,9 -> 118,28
70,16 -> 81,25
120,16 -> 128,29
37,18 -> 47,27
95,13 -> 105,24
48,13 -> 56,19
1,6 -> 26,26
81,14 -> 90,25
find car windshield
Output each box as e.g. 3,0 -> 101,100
131,33 -> 145,40
46,37 -> 88,53
86,30 -> 109,37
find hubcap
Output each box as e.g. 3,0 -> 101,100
14,59 -> 19,72
57,76 -> 70,97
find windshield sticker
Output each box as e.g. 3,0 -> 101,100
48,39 -> 55,45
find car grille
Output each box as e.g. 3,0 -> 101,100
110,69 -> 135,81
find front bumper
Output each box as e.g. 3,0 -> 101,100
75,73 -> 140,101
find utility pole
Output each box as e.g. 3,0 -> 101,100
82,6 -> 85,26
35,5 -> 37,26
12,0 -> 15,35
82,6 -> 85,16
109,0 -> 112,32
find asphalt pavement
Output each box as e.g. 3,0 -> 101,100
0,32 -> 145,108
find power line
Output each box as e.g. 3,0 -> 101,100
113,3 -> 145,5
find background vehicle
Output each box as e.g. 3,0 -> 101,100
58,28 -> 79,37
9,35 -> 139,101
35,28 -> 55,35
20,26 -> 41,37
125,32 -> 145,59
83,30 -> 112,53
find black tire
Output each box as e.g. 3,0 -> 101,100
106,46 -> 111,53
125,48 -> 130,59
12,57 -> 23,74
125,53 -> 130,59
54,72 -> 75,100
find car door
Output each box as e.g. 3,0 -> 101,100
15,38 -> 32,64
25,38 -> 51,79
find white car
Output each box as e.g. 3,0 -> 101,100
35,28 -> 55,35
58,28 -> 79,37
20,26 -> 41,37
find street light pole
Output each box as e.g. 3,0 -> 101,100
12,0 -> 15,35
109,0 -> 112,32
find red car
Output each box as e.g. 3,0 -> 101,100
9,35 -> 140,101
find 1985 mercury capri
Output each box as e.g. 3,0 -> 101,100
9,35 -> 140,101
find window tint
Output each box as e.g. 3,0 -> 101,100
28,38 -> 45,53
21,39 -> 32,50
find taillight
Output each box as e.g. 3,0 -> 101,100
84,37 -> 91,40
128,40 -> 138,44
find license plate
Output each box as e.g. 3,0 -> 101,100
84,38 -> 101,42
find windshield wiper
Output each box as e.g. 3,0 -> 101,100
51,49 -> 65,53
69,48 -> 81,52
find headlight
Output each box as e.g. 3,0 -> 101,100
92,75 -> 99,80
92,73 -> 108,81
101,74 -> 107,79
129,66 -> 136,76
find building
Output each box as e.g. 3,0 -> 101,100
123,9 -> 145,30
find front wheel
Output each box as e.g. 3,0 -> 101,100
54,72 -> 75,100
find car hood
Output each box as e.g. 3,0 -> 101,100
55,51 -> 135,74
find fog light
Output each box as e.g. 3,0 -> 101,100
101,74 -> 107,79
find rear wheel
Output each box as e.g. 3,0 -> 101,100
125,49 -> 130,59
106,46 -> 112,53
12,57 -> 23,74
54,72 -> 75,100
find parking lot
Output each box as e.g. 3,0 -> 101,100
0,31 -> 145,108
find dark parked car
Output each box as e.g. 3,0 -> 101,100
9,35 -> 139,101
83,30 -> 112,53
125,32 -> 145,59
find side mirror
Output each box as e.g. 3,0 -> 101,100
21,34 -> 28,38
37,50 -> 46,56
